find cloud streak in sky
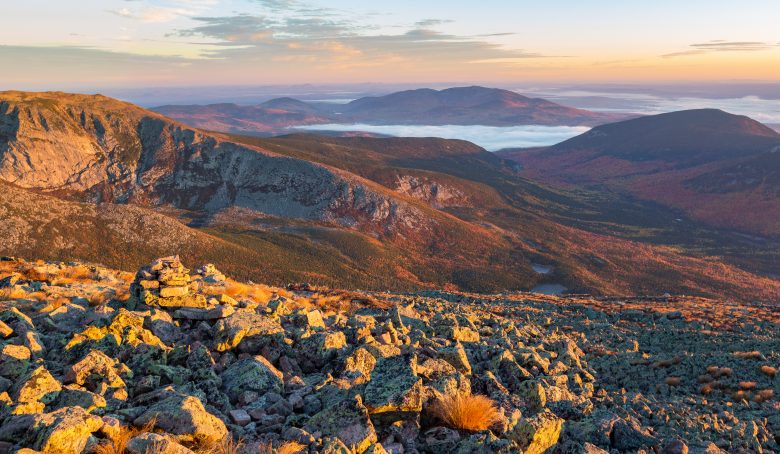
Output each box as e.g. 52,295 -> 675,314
663,40 -> 780,58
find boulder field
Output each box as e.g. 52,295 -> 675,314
0,256 -> 777,453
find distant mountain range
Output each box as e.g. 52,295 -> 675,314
1,91 -> 777,301
500,109 -> 780,236
153,86 -> 624,134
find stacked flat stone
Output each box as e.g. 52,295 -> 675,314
194,263 -> 226,284
131,256 -> 207,308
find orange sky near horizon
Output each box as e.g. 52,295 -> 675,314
1,0 -> 779,89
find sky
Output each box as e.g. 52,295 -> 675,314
2,0 -> 780,90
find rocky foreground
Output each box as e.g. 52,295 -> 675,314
0,257 -> 777,454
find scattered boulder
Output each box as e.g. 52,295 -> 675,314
212,311 -> 284,352
10,366 -> 62,414
221,356 -> 284,402
133,391 -> 228,443
27,407 -> 104,454
363,355 -> 423,418
509,410 -> 564,454
127,433 -> 195,454
306,396 -> 378,454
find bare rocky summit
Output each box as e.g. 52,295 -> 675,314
0,256 -> 777,453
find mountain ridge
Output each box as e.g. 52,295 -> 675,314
502,108 -> 780,235
2,91 -> 778,301
152,85 -> 626,134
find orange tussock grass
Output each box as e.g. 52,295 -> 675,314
53,266 -> 96,285
92,419 -> 155,454
738,381 -> 757,390
37,296 -> 71,313
223,279 -> 274,305
89,292 -> 111,307
429,392 -> 502,432
754,389 -> 774,403
759,365 -> 777,377
652,356 -> 681,368
258,441 -> 305,454
706,366 -> 732,378
194,436 -> 243,454
664,377 -> 682,386
22,267 -> 51,282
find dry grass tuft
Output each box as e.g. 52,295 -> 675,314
664,376 -> 682,386
88,292 -> 111,307
429,392 -> 502,432
223,280 -> 274,305
754,389 -> 774,403
706,366 -> 732,378
257,441 -> 305,454
195,436 -> 242,454
277,442 -> 306,454
738,381 -> 757,390
92,419 -> 156,454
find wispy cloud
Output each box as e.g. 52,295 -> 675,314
109,0 -> 219,23
177,7 -> 548,68
663,40 -> 780,58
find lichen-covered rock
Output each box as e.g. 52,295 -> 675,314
0,319 -> 13,338
28,406 -> 104,454
438,342 -> 471,375
343,347 -> 377,383
424,426 -> 461,452
53,386 -> 107,413
64,350 -> 129,399
363,355 -> 423,417
133,391 -> 228,443
306,396 -> 377,454
509,410 -> 564,454
0,257 -> 776,452
10,365 -> 62,414
517,380 -> 547,411
221,356 -> 284,402
173,305 -> 234,320
0,343 -> 31,379
299,331 -> 347,369
211,311 -> 284,352
65,308 -> 166,355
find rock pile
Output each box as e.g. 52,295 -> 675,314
0,256 -> 776,453
131,256 -> 203,307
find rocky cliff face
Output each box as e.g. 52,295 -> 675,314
0,91 -> 427,235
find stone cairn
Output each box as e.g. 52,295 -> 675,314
131,256 -> 206,308
130,256 -> 237,320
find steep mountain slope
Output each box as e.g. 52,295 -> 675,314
505,109 -> 780,235
1,92 -> 777,300
0,91 -> 430,236
338,86 -> 621,126
152,86 -> 621,134
228,134 -> 780,302
0,91 -> 535,291
0,182 -> 479,289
